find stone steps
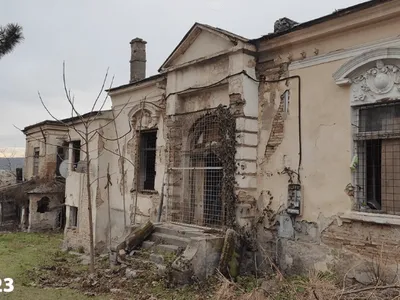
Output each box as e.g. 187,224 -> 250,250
111,222 -> 225,284
149,232 -> 190,248
153,224 -> 206,238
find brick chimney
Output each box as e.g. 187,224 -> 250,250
130,38 -> 147,83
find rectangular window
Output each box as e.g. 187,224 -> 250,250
70,206 -> 78,227
139,131 -> 157,191
56,142 -> 69,176
71,140 -> 81,171
33,147 -> 40,176
354,102 -> 400,215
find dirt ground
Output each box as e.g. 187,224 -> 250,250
1,232 -> 400,300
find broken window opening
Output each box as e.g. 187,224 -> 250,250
71,140 -> 81,171
139,131 -> 157,191
33,147 -> 40,176
70,206 -> 78,227
56,142 -> 69,176
354,101 -> 400,215
37,197 -> 50,213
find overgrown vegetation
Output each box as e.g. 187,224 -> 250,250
0,232 -> 99,299
1,232 -> 400,299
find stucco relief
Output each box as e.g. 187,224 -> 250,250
131,109 -> 159,130
351,60 -> 400,105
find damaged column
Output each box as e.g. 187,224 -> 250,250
228,49 -> 258,229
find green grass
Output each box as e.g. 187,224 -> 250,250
0,232 -> 106,300
0,232 -> 217,300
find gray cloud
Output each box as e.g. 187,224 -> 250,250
0,0 -> 362,150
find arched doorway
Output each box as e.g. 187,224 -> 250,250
203,152 -> 223,226
185,114 -> 224,227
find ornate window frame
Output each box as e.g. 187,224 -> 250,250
127,102 -> 162,192
334,47 -> 400,215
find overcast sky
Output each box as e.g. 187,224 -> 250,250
0,0 -> 364,155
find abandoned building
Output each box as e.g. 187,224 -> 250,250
22,0 -> 400,281
15,113 -> 111,232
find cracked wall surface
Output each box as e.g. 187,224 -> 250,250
254,7 -> 400,278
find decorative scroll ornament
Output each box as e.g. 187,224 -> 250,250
131,109 -> 158,130
351,60 -> 400,104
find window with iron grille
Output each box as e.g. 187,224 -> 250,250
353,101 -> 400,214
33,147 -> 40,176
139,131 -> 157,191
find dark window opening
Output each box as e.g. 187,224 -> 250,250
139,131 -> 157,190
366,140 -> 382,209
37,197 -> 50,213
355,102 -> 400,215
56,142 -> 69,176
72,140 -> 81,170
33,147 -> 40,176
70,206 -> 78,227
203,153 -> 223,226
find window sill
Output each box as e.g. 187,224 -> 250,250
140,190 -> 158,195
66,226 -> 78,230
130,189 -> 158,195
341,211 -> 400,226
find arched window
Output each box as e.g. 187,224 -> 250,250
334,48 -> 400,215
186,114 -> 224,226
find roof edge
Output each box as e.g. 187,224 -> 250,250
251,0 -> 394,44
106,73 -> 164,94
23,110 -> 111,133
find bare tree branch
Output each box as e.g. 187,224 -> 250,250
13,124 -> 88,154
88,74 -> 114,126
90,68 -> 109,112
63,61 -> 84,124
37,91 -> 86,139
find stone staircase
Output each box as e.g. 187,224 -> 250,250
111,222 -> 225,283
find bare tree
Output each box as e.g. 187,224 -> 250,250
0,148 -> 21,188
0,148 -> 18,176
36,62 -> 135,273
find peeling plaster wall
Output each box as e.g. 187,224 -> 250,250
165,50 -> 258,229
106,84 -> 166,243
256,8 -> 400,277
28,193 -> 64,231
63,117 -> 111,252
24,126 -> 68,180
102,41 -> 258,240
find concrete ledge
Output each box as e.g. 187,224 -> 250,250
341,211 -> 400,226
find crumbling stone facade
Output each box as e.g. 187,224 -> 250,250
22,2 -> 400,283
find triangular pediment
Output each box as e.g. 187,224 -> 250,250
159,23 -> 249,72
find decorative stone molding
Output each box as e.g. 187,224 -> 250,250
334,47 -> 400,105
128,102 -> 162,130
333,47 -> 400,85
290,37 -> 400,71
351,60 -> 400,105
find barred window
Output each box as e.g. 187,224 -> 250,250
354,101 -> 400,214
139,130 -> 157,191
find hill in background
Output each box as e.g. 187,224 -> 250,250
0,157 -> 24,170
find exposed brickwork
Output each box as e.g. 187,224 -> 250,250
264,97 -> 285,161
322,220 -> 400,261
257,60 -> 289,164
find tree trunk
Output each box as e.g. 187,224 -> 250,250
125,220 -> 154,251
85,130 -> 95,273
